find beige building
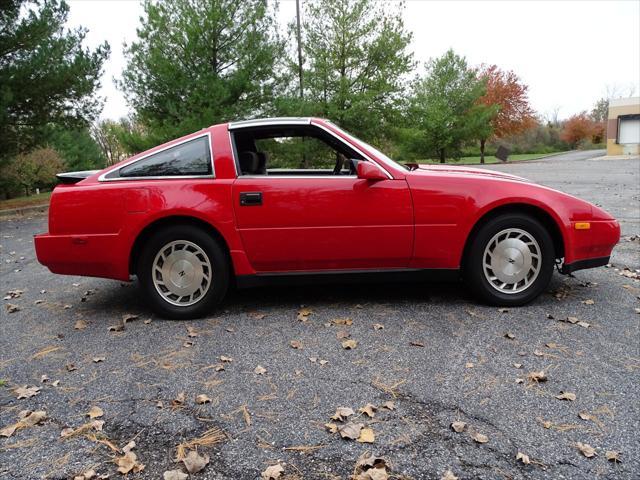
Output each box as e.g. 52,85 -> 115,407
606,97 -> 640,156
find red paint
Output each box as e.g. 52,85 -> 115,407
34,119 -> 620,282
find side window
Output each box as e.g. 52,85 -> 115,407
255,136 -> 337,170
118,136 -> 212,178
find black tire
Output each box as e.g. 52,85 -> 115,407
137,224 -> 229,319
464,213 -> 555,306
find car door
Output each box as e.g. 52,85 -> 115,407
230,128 -> 414,272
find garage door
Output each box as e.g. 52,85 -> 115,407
619,118 -> 640,144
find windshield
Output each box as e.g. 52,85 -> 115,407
325,122 -> 409,170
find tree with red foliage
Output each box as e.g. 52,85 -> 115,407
477,65 -> 536,163
560,112 -> 597,147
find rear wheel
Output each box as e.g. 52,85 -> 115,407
137,225 -> 229,319
464,213 -> 555,306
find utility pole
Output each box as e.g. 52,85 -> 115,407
295,0 -> 304,99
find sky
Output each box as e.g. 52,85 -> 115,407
66,0 -> 640,121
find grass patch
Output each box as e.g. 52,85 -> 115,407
416,152 -> 562,165
0,191 -> 51,211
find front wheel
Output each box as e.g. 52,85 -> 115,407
137,225 -> 229,319
464,214 -> 555,306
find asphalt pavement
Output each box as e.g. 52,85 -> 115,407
1,151 -> 638,479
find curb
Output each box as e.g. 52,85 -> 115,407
0,204 -> 49,219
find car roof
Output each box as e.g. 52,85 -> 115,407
227,117 -> 315,130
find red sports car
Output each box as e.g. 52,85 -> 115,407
35,118 -> 620,319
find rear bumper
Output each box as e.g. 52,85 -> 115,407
560,256 -> 609,274
34,232 -> 130,281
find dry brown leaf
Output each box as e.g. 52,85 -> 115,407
527,371 -> 547,382
504,332 -> 515,339
337,422 -> 363,440
331,407 -> 355,421
115,451 -> 144,474
565,316 -> 579,324
410,341 -> 425,347
324,422 -> 338,434
92,356 -> 105,363
163,470 -> 188,480
5,303 -> 20,313
471,432 -> 489,444
450,421 -> 466,433
359,403 -> 377,418
195,394 -> 211,405
576,442 -> 597,458
297,307 -> 312,321
516,451 -> 531,464
336,330 -> 350,339
74,319 -> 87,330
14,386 -> 40,399
381,401 -> 395,410
220,355 -> 233,363
605,450 -> 620,462
254,365 -> 267,375
556,391 -> 576,401
181,450 -> 209,474
172,392 -> 186,407
0,410 -> 46,437
183,341 -> 194,348
465,362 -> 474,369
513,363 -> 523,369
186,326 -> 199,338
357,427 -> 375,443
108,323 -> 125,332
440,470 -> 458,480
289,340 -> 303,349
341,339 -> 357,350
87,406 -> 103,419
373,323 -> 384,330
241,405 -> 251,426
582,299 -> 595,305
354,454 -> 388,480
261,463 -> 284,480
577,321 -> 590,328
331,317 -> 352,326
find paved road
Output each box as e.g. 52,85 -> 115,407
1,152 -> 639,480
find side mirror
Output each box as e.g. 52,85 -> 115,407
356,161 -> 387,181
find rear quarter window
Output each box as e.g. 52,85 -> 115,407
115,136 -> 212,178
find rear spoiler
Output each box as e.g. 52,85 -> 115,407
56,170 -> 100,185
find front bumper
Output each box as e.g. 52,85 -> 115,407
560,256 -> 610,274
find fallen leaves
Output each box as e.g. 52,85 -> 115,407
357,427 -> 375,443
163,470 -> 188,480
297,307 -> 312,321
0,410 -> 47,437
330,317 -> 352,326
331,407 -> 355,421
338,422 -> 364,440
359,404 -> 377,418
440,471 -> 458,480
87,406 -> 104,419
175,427 -> 226,461
576,442 -> 597,458
450,421 -> 466,433
605,450 -> 621,462
5,303 -> 20,313
186,326 -> 199,338
74,319 -> 87,330
556,391 -> 576,401
181,450 -> 209,474
527,371 -> 547,383
261,463 -> 284,480
14,385 -> 40,399
4,289 -> 23,300
115,441 -> 145,474
341,339 -> 358,350
516,451 -> 531,464
372,323 -> 384,330
254,365 -> 267,375
108,313 -> 139,332
471,432 -> 489,444
195,394 -> 211,405
289,340 -> 303,349
354,454 -> 389,480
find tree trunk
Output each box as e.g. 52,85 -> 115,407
480,139 -> 486,164
439,149 -> 445,163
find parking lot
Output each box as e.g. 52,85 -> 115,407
1,151 -> 639,479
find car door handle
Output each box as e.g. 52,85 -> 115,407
239,191 -> 262,206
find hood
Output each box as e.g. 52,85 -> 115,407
412,164 -> 531,183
